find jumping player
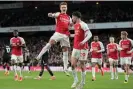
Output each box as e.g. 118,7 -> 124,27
10,30 -> 26,81
107,37 -> 122,80
90,36 -> 105,81
119,31 -> 133,83
2,45 -> 11,76
71,11 -> 92,89
36,2 -> 72,76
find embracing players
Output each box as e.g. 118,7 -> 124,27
90,36 -> 105,81
71,11 -> 92,89
36,2 -> 72,76
107,37 -> 122,80
10,30 -> 26,81
119,31 -> 133,83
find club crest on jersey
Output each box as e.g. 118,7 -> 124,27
60,17 -> 69,22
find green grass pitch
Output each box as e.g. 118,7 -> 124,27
0,71 -> 133,89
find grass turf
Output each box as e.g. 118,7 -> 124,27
0,71 -> 133,89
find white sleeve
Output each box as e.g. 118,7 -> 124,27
20,37 -> 25,44
90,42 -> 93,52
129,39 -> 133,52
10,38 -> 12,45
99,42 -> 105,52
69,17 -> 73,24
52,12 -> 60,18
81,22 -> 92,44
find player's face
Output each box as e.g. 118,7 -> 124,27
60,5 -> 67,13
72,15 -> 78,23
94,36 -> 99,41
110,37 -> 114,43
121,34 -> 126,39
13,31 -> 18,37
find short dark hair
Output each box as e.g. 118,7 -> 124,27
60,2 -> 67,7
72,11 -> 82,18
13,29 -> 18,32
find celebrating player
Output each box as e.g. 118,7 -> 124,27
35,42 -> 55,80
10,30 -> 26,81
119,31 -> 133,83
90,36 -> 105,81
36,2 -> 72,76
107,37 -> 122,80
71,11 -> 92,89
2,45 -> 11,76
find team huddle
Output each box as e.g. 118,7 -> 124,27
1,1 -> 133,89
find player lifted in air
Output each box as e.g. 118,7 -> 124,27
71,11 -> 92,89
119,31 -> 133,83
10,30 -> 26,81
107,37 -> 122,80
36,2 -> 72,76
90,36 -> 105,81
2,45 -> 11,76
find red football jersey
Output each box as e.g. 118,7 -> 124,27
119,38 -> 133,57
55,13 -> 71,36
91,41 -> 104,58
10,37 -> 25,56
107,43 -> 119,60
73,21 -> 90,49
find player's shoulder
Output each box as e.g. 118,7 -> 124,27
79,21 -> 87,26
127,38 -> 133,41
91,41 -> 95,44
98,41 -> 103,44
18,36 -> 24,39
10,37 -> 15,39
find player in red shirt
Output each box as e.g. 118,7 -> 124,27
36,2 -> 72,76
107,37 -> 122,80
90,36 -> 105,81
71,11 -> 92,89
119,31 -> 133,83
10,30 -> 26,81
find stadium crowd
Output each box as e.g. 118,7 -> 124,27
0,2 -> 133,27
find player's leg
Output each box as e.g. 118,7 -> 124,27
61,35 -> 70,76
38,59 -> 45,79
3,62 -> 7,75
62,46 -> 70,76
76,61 -> 86,89
37,32 -> 61,60
76,49 -> 88,89
97,58 -> 104,76
11,55 -> 18,81
44,64 -> 55,80
114,60 -> 118,79
109,58 -> 114,79
43,55 -> 55,80
91,58 -> 97,81
124,57 -> 131,83
17,55 -> 24,81
71,49 -> 79,88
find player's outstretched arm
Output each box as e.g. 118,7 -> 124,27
48,12 -> 60,18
